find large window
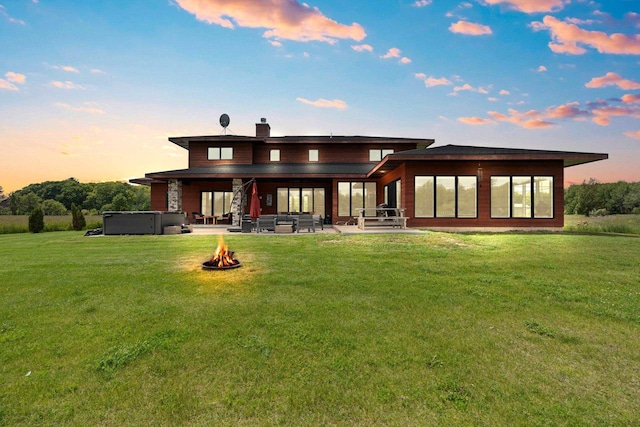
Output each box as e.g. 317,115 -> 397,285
201,191 -> 233,216
276,187 -> 325,217
369,149 -> 394,161
338,182 -> 377,216
491,176 -> 554,218
207,147 -> 233,160
414,176 -> 477,218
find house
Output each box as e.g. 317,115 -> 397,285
131,118 -> 607,230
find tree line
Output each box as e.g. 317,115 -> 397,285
0,178 -> 150,215
564,179 -> 640,216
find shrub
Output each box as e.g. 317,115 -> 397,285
633,207 -> 640,215
589,208 -> 608,217
28,207 -> 45,233
41,199 -> 68,215
71,203 -> 86,231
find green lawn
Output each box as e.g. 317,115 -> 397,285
1,231 -> 639,426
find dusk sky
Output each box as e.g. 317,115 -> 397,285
1,0 -> 639,193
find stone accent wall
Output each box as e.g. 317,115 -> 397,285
167,179 -> 182,212
231,178 -> 243,226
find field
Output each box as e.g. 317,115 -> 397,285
0,215 -> 103,234
564,214 -> 640,234
1,230 -> 639,426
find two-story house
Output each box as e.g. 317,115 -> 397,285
132,119 -> 607,230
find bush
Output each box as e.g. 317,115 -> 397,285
589,208 -> 608,217
41,199 -> 68,215
633,207 -> 640,215
28,207 -> 45,233
71,203 -> 86,231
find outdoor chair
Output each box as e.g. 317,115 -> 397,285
295,214 -> 315,233
312,214 -> 324,230
256,215 -> 277,233
192,212 -> 204,224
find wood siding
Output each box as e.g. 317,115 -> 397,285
189,142 -> 253,167
252,142 -> 416,164
150,183 -> 168,211
403,160 -> 564,228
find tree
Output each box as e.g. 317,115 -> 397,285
28,207 -> 45,233
41,199 -> 68,215
11,192 -> 42,215
71,203 -> 86,231
0,185 -> 5,201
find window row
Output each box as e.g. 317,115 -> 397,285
207,147 -> 233,160
337,182 -> 377,217
415,176 -> 477,218
206,148 -> 394,162
277,188 -> 325,217
201,191 -> 233,216
491,176 -> 553,218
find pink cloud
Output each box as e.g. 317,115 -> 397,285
624,130 -> 640,139
534,16 -> 640,55
463,96 -> 640,130
592,105 -> 640,126
399,57 -> 412,64
296,97 -> 347,110
458,117 -> 495,125
488,109 -> 554,128
55,102 -> 105,114
175,0 -> 366,44
585,72 -> 640,90
381,47 -> 401,59
544,102 -> 590,120
483,0 -> 567,13
452,83 -> 489,94
414,74 -> 452,88
449,20 -> 492,35
351,44 -> 373,52
51,81 -> 85,90
6,71 -> 26,84
413,0 -> 432,7
622,93 -> 640,104
1,71 -> 26,91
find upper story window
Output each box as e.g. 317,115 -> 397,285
208,147 -> 233,160
369,149 -> 394,161
309,149 -> 319,162
270,149 -> 281,162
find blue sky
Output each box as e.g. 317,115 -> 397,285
1,0 -> 639,193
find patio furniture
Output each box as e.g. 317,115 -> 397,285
295,214 -> 315,233
192,212 -> 204,224
357,208 -> 407,229
256,215 -> 277,233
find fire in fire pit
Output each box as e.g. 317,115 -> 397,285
202,236 -> 242,270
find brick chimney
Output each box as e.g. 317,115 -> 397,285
256,118 -> 270,137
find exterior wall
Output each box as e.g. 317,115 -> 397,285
253,142 -> 416,164
403,160 -> 565,228
180,180 -> 234,220
189,141 -> 253,167
150,183 -> 168,211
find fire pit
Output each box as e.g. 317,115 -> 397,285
202,236 -> 242,270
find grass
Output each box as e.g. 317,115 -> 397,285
564,214 -> 640,235
1,231 -> 639,425
0,215 -> 102,234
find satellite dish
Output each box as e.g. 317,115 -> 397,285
220,113 -> 230,128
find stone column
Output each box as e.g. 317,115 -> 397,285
231,178 -> 243,227
167,179 -> 182,212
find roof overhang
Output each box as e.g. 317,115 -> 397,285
144,163 -> 374,181
367,147 -> 608,178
